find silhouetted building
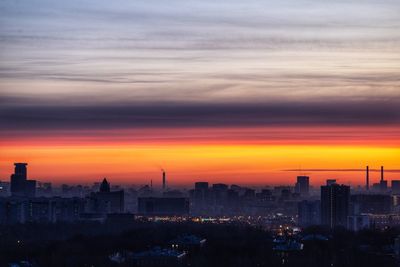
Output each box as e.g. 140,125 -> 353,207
298,200 -> 320,227
138,197 -> 189,216
211,183 -> 228,205
138,185 -> 152,197
0,196 -> 85,224
350,194 -> 392,215
0,197 -> 26,224
212,183 -> 228,191
349,214 -> 400,230
321,184 -> 350,228
195,182 -> 208,190
243,188 -> 256,199
295,176 -> 309,196
380,180 -> 388,193
393,195 -> 400,212
194,182 -> 209,202
392,180 -> 400,195
14,163 -> 27,178
280,189 -> 291,200
10,163 -> 27,196
25,180 -> 36,197
0,181 -> 10,197
191,182 -> 210,214
86,178 -> 124,214
36,182 -> 52,196
273,186 -> 292,201
227,189 -> 239,206
326,179 -> 336,186
10,163 -> 36,197
372,182 -> 381,192
99,178 -> 111,193
27,197 -> 53,223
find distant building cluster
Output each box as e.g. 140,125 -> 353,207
1,163 -> 400,231
0,164 -> 125,224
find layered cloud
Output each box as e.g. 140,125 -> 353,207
1,0 -> 399,106
1,100 -> 399,131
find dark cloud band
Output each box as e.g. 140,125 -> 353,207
1,100 -> 399,131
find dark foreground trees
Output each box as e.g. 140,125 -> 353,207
0,221 -> 398,267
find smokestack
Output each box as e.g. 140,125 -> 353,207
162,169 -> 166,190
381,166 -> 384,182
366,166 -> 369,191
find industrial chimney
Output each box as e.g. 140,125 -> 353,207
381,166 -> 384,182
366,166 -> 369,191
162,169 -> 166,190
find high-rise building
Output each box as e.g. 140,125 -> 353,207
10,163 -> 28,196
298,200 -> 320,227
212,183 -> 228,191
99,178 -> 111,193
392,180 -> 400,195
295,176 -> 309,196
192,182 -> 209,214
195,182 -> 209,191
321,184 -> 350,228
14,163 -> 27,179
194,182 -> 209,201
10,163 -> 36,197
211,183 -> 228,205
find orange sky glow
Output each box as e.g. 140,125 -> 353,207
1,127 -> 399,187
1,1 -> 399,188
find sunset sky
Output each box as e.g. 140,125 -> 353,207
0,0 -> 399,186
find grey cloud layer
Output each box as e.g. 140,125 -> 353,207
1,0 -> 400,130
1,100 -> 399,131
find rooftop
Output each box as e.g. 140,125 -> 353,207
133,247 -> 186,259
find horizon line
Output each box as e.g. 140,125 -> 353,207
283,168 -> 400,173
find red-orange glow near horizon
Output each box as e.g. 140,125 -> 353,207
1,126 -> 399,186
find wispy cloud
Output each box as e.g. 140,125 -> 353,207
1,0 -> 399,133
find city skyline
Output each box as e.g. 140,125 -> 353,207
2,161 -> 400,187
1,0 -> 400,185
2,1 -> 400,266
